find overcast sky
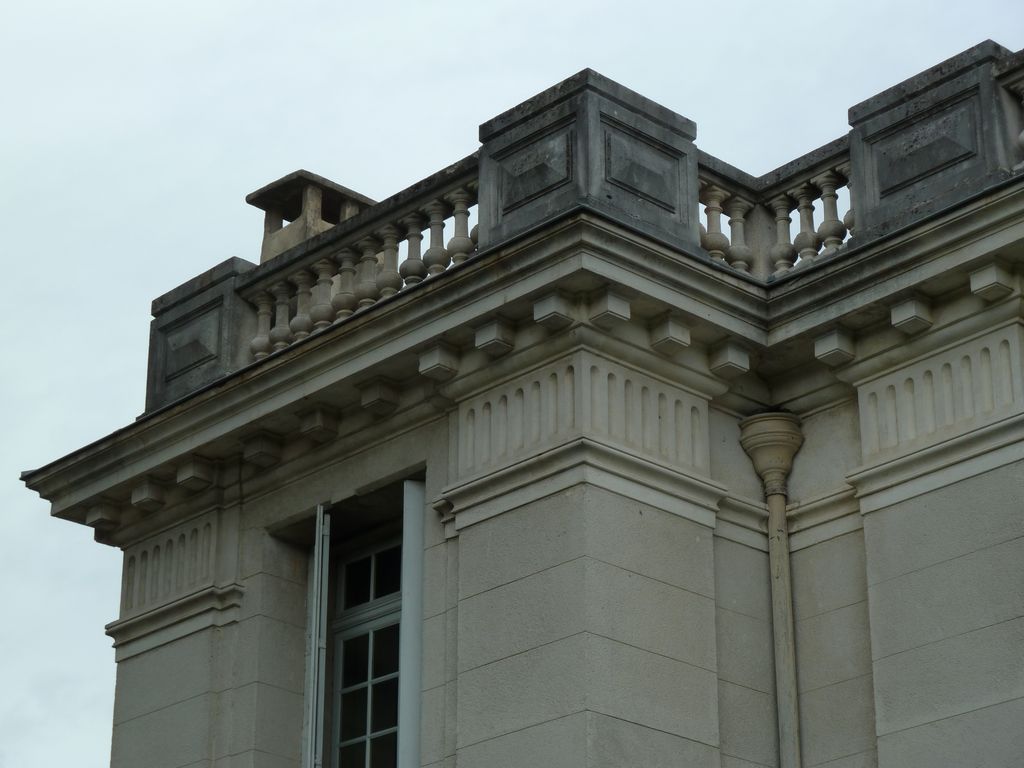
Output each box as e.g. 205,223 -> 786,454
2,2 -> 1021,766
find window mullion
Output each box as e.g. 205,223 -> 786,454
365,629 -> 374,768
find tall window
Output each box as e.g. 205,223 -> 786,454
332,542 -> 402,767
302,480 -> 424,768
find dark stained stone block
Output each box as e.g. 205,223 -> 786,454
477,69 -> 699,253
145,257 -> 257,413
849,41 -> 1019,242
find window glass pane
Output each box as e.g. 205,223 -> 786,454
342,633 -> 369,687
370,732 -> 397,768
339,741 -> 365,768
370,678 -> 399,732
344,556 -> 372,609
372,624 -> 400,677
373,545 -> 401,598
340,688 -> 368,741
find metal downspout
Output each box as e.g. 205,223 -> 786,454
740,412 -> 805,768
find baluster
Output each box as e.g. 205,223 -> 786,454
399,214 -> 426,287
813,171 -> 847,257
467,181 -> 480,259
698,179 -> 709,249
289,270 -> 313,340
791,184 -> 822,265
332,247 -> 357,320
250,293 -> 273,359
376,225 -> 403,299
309,260 -> 336,331
726,197 -> 753,273
446,188 -> 474,265
422,200 -> 451,276
701,185 -> 730,263
838,162 -> 854,236
269,282 -> 293,351
1012,85 -> 1024,169
355,236 -> 381,309
769,195 -> 797,275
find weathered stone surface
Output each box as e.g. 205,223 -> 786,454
478,69 -> 699,253
20,39 -> 1024,768
849,41 -> 1018,241
146,256 -> 257,413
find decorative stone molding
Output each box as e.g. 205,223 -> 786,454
441,437 -> 726,534
787,486 -> 862,551
849,411 -> 1024,514
857,325 -> 1024,459
119,513 -> 217,618
105,584 -> 244,661
715,494 -> 769,551
454,351 -> 710,481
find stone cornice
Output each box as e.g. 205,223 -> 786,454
715,494 -> 769,551
836,300 -> 1024,387
23,215 -> 762,524
438,437 -> 728,533
767,178 -> 1024,344
22,179 -> 1024,530
105,583 -> 244,661
847,411 -> 1024,513
787,486 -> 861,551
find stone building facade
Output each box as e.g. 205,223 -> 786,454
22,40 -> 1024,768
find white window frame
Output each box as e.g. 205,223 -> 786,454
301,479 -> 424,768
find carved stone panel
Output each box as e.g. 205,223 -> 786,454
849,41 -> 1016,241
146,257 -> 257,413
498,122 -> 574,213
478,69 -> 699,254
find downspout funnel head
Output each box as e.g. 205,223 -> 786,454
739,412 -> 804,497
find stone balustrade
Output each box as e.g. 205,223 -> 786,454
238,159 -> 479,361
140,46 -> 1024,413
697,141 -> 854,278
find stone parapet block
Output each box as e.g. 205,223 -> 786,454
478,68 -> 699,254
849,40 -> 1019,243
146,256 -> 258,413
